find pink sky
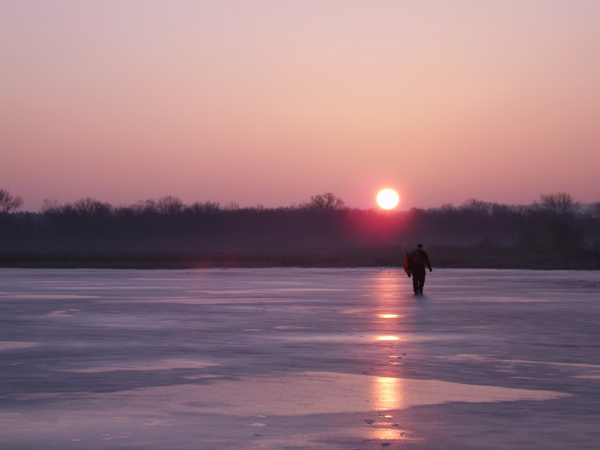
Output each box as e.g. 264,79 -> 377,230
2,1 -> 599,211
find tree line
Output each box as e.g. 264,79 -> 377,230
1,189 -> 599,259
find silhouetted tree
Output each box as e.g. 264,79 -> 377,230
188,202 -> 221,214
0,189 -> 24,234
133,199 -> 158,214
224,202 -> 240,211
2,191 -> 599,258
532,192 -> 582,251
73,198 -> 112,217
461,198 -> 491,215
307,193 -> 346,213
156,196 -> 184,215
583,202 -> 600,250
534,192 -> 580,219
0,189 -> 23,215
439,203 -> 456,214
586,203 -> 600,221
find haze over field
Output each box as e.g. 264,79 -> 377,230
2,1 -> 599,211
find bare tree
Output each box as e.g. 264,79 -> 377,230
156,196 -> 184,215
534,192 -> 580,219
131,199 -> 158,214
439,203 -> 456,214
0,189 -> 24,215
308,193 -> 346,213
224,202 -> 240,211
189,201 -> 221,214
586,202 -> 600,221
461,198 -> 491,215
41,199 -> 59,213
73,198 -> 112,217
584,202 -> 600,249
532,193 -> 582,250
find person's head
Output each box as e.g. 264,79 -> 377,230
417,243 -> 423,249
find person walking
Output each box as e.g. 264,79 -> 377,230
407,244 -> 432,294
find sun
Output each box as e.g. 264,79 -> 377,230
377,189 -> 400,210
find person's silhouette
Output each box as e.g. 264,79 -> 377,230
407,244 -> 432,294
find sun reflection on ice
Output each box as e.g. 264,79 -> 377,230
373,376 -> 403,410
369,376 -> 404,440
371,426 -> 403,441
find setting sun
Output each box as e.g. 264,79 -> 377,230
377,189 -> 400,210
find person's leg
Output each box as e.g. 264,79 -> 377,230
412,275 -> 419,293
419,274 -> 426,293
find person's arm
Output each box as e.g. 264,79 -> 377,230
424,252 -> 432,272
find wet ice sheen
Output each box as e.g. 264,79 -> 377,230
61,358 -> 218,373
0,268 -> 598,449
0,341 -> 40,350
102,371 -> 567,416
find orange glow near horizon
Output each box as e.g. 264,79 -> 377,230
2,2 -> 600,211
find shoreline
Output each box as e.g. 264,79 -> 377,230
1,250 -> 598,270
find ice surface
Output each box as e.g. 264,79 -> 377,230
0,267 -> 599,449
70,371 -> 565,416
0,341 -> 40,350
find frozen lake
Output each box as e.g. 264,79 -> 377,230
1,268 -> 599,449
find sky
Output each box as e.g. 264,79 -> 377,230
1,1 -> 599,211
